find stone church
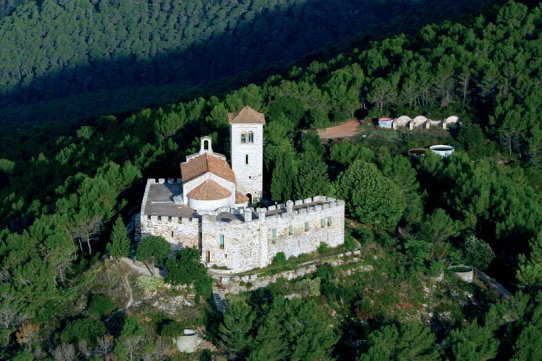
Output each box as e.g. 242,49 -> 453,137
139,106 -> 345,273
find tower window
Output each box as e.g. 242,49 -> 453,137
240,132 -> 246,143
245,154 -> 249,165
327,217 -> 332,227
248,131 -> 254,143
219,235 -> 225,249
320,219 -> 326,228
271,228 -> 277,241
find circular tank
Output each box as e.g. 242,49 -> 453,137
176,329 -> 199,353
407,148 -> 427,159
429,145 -> 455,157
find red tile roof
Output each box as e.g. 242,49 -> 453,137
180,153 -> 235,183
235,192 -> 249,203
228,105 -> 266,124
187,180 -> 231,200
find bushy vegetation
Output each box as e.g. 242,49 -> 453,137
0,0 -> 541,359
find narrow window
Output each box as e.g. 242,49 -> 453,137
157,216 -> 162,221
240,132 -> 246,143
271,228 -> 277,241
304,222 -> 309,232
245,154 -> 249,165
248,131 -> 254,143
219,235 -> 225,249
327,217 -> 332,227
288,225 -> 293,235
206,251 -> 211,263
320,219 -> 326,228
225,254 -> 228,259
171,231 -> 174,237
147,215 -> 151,220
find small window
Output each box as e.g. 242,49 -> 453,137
171,231 -> 174,237
147,215 -> 151,220
304,222 -> 309,232
245,154 -> 249,165
271,228 -> 277,241
157,216 -> 162,221
248,131 -> 254,143
240,133 -> 246,143
225,254 -> 228,259
320,219 -> 326,228
327,217 -> 332,227
288,225 -> 293,235
219,235 -> 225,249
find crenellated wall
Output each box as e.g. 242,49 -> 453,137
141,215 -> 200,249
200,196 -> 345,273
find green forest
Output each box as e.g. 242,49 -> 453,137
1,0 -> 542,360
0,0 -> 491,130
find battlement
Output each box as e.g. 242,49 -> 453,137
146,178 -> 182,185
202,196 -> 345,224
144,215 -> 200,224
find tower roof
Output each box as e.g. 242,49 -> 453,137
228,106 -> 266,125
187,179 -> 231,200
180,153 -> 235,183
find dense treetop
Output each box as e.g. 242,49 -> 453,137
0,0 -> 491,127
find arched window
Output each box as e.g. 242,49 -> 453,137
248,131 -> 254,143
203,139 -> 210,150
240,132 -> 246,143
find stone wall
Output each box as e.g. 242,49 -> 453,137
141,215 -> 200,249
201,196 -> 345,273
265,199 -> 345,264
212,249 -> 368,295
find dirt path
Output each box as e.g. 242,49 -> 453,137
317,119 -> 361,140
123,275 -> 134,309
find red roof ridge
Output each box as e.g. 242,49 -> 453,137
228,105 -> 266,124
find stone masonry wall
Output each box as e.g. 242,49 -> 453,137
265,200 -> 345,264
141,216 -> 200,249
201,197 -> 345,273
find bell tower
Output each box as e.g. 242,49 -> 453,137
228,106 -> 265,203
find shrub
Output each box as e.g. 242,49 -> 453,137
165,247 -> 212,300
318,242 -> 330,254
87,294 -> 115,319
136,235 -> 171,269
344,234 -> 358,250
463,235 -> 495,270
61,318 -> 107,346
272,252 -> 287,266
160,320 -> 185,337
136,275 -> 164,293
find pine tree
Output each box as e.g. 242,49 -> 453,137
271,149 -> 294,201
106,216 -> 130,259
294,152 -> 329,199
218,300 -> 256,357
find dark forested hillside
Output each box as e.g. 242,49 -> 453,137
0,0 -> 491,127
